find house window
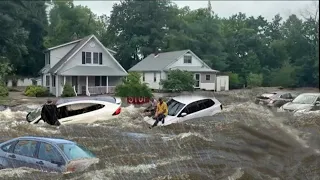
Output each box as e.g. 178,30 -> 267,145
95,76 -> 101,86
45,52 -> 50,65
183,55 -> 192,64
46,75 -> 50,87
206,75 -> 211,81
85,52 -> 92,63
153,72 -> 157,82
142,73 -> 145,81
93,52 -> 99,64
52,76 -> 56,87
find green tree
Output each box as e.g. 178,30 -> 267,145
227,72 -> 242,89
247,73 -> 263,88
61,83 -> 76,97
270,61 -> 296,88
160,70 -> 195,92
115,72 -> 152,97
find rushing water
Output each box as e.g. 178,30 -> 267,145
0,89 -> 320,180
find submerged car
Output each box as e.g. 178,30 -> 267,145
280,93 -> 320,112
255,91 -> 297,108
144,95 -> 223,126
0,136 -> 98,173
26,96 -> 122,125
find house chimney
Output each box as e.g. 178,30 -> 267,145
154,49 -> 159,57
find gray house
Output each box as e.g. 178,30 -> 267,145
128,49 -> 229,91
39,34 -> 127,97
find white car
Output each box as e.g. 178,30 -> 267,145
144,95 -> 223,126
26,96 -> 122,125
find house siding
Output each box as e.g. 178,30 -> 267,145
58,38 -> 123,74
141,72 -> 161,90
199,73 -> 216,91
49,43 -> 77,69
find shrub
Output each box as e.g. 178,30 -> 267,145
269,62 -> 296,88
115,72 -> 152,97
160,70 -> 195,92
61,83 -> 76,97
0,85 -> 9,97
247,73 -> 263,88
227,72 -> 242,89
25,85 -> 49,97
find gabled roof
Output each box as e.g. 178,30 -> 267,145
47,35 -> 126,75
128,49 -> 216,72
129,50 -> 189,71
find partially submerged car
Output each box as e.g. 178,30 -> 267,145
255,91 -> 297,108
26,96 -> 121,125
0,136 -> 98,173
280,93 -> 320,112
144,95 -> 223,126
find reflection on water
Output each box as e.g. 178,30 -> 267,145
0,90 -> 320,180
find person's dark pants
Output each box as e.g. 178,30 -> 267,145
152,113 -> 166,127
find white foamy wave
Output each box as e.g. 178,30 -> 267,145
0,108 -> 27,121
163,132 -> 214,142
0,167 -> 39,178
293,109 -> 320,116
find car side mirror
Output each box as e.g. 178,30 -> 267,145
180,112 -> 187,117
314,101 -> 320,106
51,160 -> 64,167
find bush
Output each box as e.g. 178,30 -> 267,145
160,70 -> 195,92
227,72 -> 242,89
269,62 -> 296,88
61,83 -> 76,97
247,73 -> 263,88
0,85 -> 9,97
25,85 -> 49,97
115,72 -> 152,97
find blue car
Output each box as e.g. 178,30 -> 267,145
0,136 -> 99,173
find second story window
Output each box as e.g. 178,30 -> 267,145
82,52 -> 102,64
45,52 -> 50,65
183,55 -> 192,64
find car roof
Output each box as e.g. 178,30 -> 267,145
297,93 -> 320,96
55,96 -> 116,105
172,95 -> 216,104
15,136 -> 75,144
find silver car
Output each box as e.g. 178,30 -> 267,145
280,93 -> 320,112
0,136 -> 99,173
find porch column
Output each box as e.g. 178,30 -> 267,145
106,76 -> 109,93
49,75 -> 52,93
86,76 -> 89,96
55,75 -> 59,97
63,76 -> 66,85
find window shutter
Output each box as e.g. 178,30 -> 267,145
82,52 -> 85,64
99,53 -> 102,64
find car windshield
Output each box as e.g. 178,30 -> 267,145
167,99 -> 185,116
27,105 -> 43,122
292,94 -> 317,104
58,143 -> 95,160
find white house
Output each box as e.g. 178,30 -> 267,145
39,34 -> 128,97
128,49 -> 229,91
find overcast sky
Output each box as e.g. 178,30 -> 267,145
73,1 -> 315,21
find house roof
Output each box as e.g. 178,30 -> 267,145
48,35 -> 93,74
59,65 -> 128,76
128,50 -> 190,71
165,66 -> 219,72
128,49 -> 216,72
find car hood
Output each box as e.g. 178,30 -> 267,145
65,158 -> 99,173
282,102 -> 313,111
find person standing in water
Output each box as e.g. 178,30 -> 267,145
149,98 -> 168,129
144,97 -> 158,116
41,99 -> 60,126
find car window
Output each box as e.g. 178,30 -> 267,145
316,96 -> 320,101
13,140 -> 37,157
202,99 -> 215,108
1,141 -> 17,152
38,143 -> 64,164
58,143 -> 95,160
167,99 -> 185,116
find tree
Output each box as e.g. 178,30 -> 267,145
270,61 -> 296,88
160,70 -> 195,92
247,73 -> 263,88
115,72 -> 152,97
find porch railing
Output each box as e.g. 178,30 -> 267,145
87,86 -> 116,95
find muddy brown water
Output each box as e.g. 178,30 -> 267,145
0,88 -> 320,180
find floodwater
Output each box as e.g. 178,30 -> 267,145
0,89 -> 320,180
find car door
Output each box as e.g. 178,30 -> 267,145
0,140 -> 18,168
201,99 -> 220,115
177,101 -> 202,122
7,140 -> 39,169
36,142 -> 66,172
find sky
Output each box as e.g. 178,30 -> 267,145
73,1 -> 316,21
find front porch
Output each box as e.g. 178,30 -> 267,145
48,75 -> 122,97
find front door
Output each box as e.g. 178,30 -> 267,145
194,73 -> 200,88
71,76 -> 78,93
